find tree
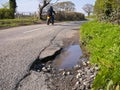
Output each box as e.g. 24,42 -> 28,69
53,1 -> 75,12
1,2 -> 9,9
38,0 -> 59,19
9,0 -> 17,18
82,4 -> 93,16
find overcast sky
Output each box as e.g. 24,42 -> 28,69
0,0 -> 96,15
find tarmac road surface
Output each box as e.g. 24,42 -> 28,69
0,21 -> 85,90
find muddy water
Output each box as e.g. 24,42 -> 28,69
53,45 -> 83,69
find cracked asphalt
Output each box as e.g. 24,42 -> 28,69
0,21 -> 85,90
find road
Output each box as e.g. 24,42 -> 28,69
0,21 -> 84,90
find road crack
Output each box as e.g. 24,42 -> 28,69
15,30 -> 62,90
30,30 -> 62,71
15,72 -> 31,90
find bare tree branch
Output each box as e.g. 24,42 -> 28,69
82,4 -> 93,16
38,0 -> 59,19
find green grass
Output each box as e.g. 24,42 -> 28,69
80,21 -> 120,90
0,17 -> 40,28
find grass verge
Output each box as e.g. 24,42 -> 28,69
80,20 -> 120,90
0,18 -> 41,29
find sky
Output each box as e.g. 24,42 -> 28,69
0,0 -> 96,15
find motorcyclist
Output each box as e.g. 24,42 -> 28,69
47,6 -> 55,25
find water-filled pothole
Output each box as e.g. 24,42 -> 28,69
30,48 -> 62,71
53,45 -> 83,69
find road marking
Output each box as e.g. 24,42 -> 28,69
23,28 -> 40,34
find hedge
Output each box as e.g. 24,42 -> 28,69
0,8 -> 14,19
55,11 -> 85,21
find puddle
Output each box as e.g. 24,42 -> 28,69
53,45 -> 83,69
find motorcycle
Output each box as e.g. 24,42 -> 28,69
47,15 -> 54,25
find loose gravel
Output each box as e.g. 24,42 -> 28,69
35,60 -> 99,90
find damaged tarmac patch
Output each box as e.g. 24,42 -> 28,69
16,45 -> 62,90
30,46 -> 62,71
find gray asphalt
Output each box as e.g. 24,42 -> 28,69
0,21 -> 84,90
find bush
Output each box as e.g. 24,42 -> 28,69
0,8 -> 14,19
94,0 -> 120,24
55,11 -> 85,21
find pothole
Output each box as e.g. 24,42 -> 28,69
52,44 -> 84,69
29,48 -> 62,71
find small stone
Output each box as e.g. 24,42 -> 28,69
75,81 -> 80,85
62,71 -> 66,76
48,65 -> 51,68
90,68 -> 94,73
94,66 -> 100,71
47,67 -> 51,70
87,61 -> 90,64
83,82 -> 87,85
77,70 -> 82,73
49,78 -> 53,82
86,70 -> 91,75
79,78 -> 82,81
42,67 -> 47,72
86,77 -> 90,81
74,64 -> 80,68
37,70 -> 40,72
76,73 -> 81,79
90,75 -> 95,79
67,71 -> 70,75
72,81 -> 79,90
47,67 -> 51,72
85,67 -> 89,72
79,85 -> 85,90
73,81 -> 80,89
82,61 -> 87,66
